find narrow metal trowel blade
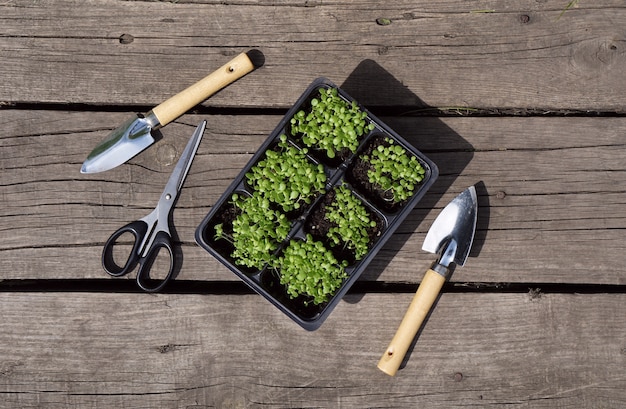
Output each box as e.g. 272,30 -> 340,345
80,116 -> 155,174
422,186 -> 478,267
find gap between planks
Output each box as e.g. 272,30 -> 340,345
1,279 -> 625,295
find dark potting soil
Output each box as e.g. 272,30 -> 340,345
204,201 -> 257,276
304,187 -> 383,266
204,202 -> 238,247
346,134 -> 409,213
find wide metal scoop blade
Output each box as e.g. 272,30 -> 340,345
378,186 -> 478,376
422,185 -> 477,267
80,116 -> 155,174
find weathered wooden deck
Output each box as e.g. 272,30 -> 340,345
2,1 -> 625,407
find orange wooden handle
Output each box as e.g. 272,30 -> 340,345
151,52 -> 255,126
377,269 -> 446,376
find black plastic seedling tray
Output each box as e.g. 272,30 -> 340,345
195,78 -> 438,330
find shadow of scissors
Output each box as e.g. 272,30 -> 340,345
102,120 -> 206,292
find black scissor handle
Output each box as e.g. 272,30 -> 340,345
102,220 -> 148,277
135,230 -> 174,292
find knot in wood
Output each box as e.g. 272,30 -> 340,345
119,34 -> 134,44
156,144 -> 178,166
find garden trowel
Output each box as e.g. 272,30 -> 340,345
80,50 -> 264,174
377,185 -> 478,376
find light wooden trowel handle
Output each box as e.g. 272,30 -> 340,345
151,52 -> 257,127
377,269 -> 446,376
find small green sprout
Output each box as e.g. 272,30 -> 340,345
290,87 -> 375,158
363,138 -> 425,203
276,234 -> 348,305
245,135 -> 327,212
324,184 -> 377,260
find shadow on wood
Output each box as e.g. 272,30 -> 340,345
339,59 -> 475,304
470,180 -> 490,258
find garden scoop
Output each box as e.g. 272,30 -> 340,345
377,185 -> 478,376
80,50 -> 265,174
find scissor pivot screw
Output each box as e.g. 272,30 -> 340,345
166,194 -> 172,200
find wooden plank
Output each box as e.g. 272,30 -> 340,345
1,0 -> 625,110
0,292 -> 624,408
2,111 -> 625,284
3,2 -> 624,407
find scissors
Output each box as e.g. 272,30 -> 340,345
102,120 -> 206,292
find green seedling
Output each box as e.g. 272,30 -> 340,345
290,87 -> 375,158
324,184 -> 377,260
276,234 -> 349,305
558,0 -> 580,19
245,134 -> 327,212
363,138 -> 425,203
214,192 -> 291,270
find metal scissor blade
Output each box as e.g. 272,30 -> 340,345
159,120 -> 207,205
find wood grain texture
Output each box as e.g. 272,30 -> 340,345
2,1 -> 626,405
2,112 -> 625,284
0,0 -> 625,110
0,292 -> 624,408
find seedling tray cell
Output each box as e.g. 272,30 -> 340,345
195,77 -> 438,330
